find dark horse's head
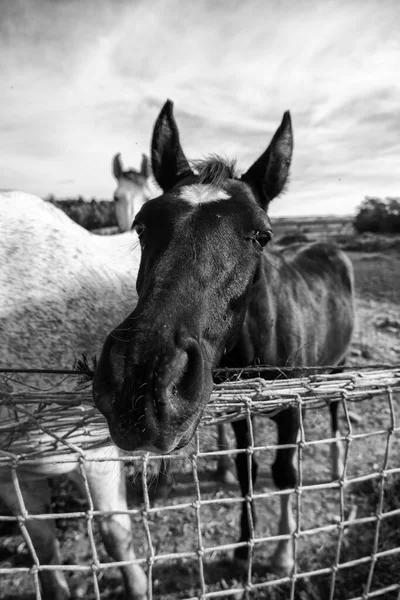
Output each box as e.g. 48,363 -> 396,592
93,100 -> 293,453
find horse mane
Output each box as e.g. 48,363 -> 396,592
191,155 -> 238,187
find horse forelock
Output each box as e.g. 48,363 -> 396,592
191,156 -> 238,188
179,184 -> 231,205
124,169 -> 145,184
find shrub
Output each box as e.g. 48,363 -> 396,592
337,233 -> 400,252
354,196 -> 400,234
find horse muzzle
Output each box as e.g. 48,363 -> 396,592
92,328 -> 211,453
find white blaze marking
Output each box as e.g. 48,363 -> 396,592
179,184 -> 230,204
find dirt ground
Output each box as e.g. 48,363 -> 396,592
1,249 -> 400,600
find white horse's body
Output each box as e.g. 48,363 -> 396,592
0,191 -> 146,599
0,191 -> 140,372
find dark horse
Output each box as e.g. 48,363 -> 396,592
93,100 -> 355,573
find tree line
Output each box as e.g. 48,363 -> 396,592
46,194 -> 400,234
46,195 -> 117,230
354,197 -> 400,234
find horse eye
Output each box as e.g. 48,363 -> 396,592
133,223 -> 145,239
250,230 -> 272,248
257,230 -> 273,247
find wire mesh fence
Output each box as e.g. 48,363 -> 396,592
1,367 -> 400,600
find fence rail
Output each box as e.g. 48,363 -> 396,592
1,367 -> 400,600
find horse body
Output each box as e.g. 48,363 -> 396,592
1,192 -> 139,373
0,191 -> 147,599
94,100 -> 355,576
222,242 -> 354,569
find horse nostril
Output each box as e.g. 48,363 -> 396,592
174,339 -> 203,401
96,331 -> 129,393
157,337 -> 203,407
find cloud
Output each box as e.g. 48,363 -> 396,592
1,0 -> 400,214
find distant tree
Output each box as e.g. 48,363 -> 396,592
386,197 -> 400,232
45,196 -> 117,230
353,196 -> 400,234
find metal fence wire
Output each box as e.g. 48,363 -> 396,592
1,367 -> 400,600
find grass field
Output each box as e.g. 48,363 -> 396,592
1,237 -> 400,600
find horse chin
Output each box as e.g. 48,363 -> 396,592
109,429 -> 177,454
107,403 -> 205,455
172,406 -> 205,451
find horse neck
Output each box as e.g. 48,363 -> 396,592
230,248 -> 304,369
250,248 -> 286,311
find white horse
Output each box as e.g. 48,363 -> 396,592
0,191 -> 147,600
112,153 -> 153,232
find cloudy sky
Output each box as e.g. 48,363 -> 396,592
1,0 -> 399,216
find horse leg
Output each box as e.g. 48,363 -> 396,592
71,455 -> 148,600
232,418 -> 258,564
330,360 -> 346,480
270,406 -> 299,574
216,424 -> 236,484
2,476 -> 70,600
329,401 -> 345,480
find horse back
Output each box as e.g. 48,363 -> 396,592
280,241 -> 354,297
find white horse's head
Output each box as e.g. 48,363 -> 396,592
112,153 -> 152,232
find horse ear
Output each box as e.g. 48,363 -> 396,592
113,153 -> 124,179
140,154 -> 150,179
241,111 -> 293,210
151,100 -> 193,191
